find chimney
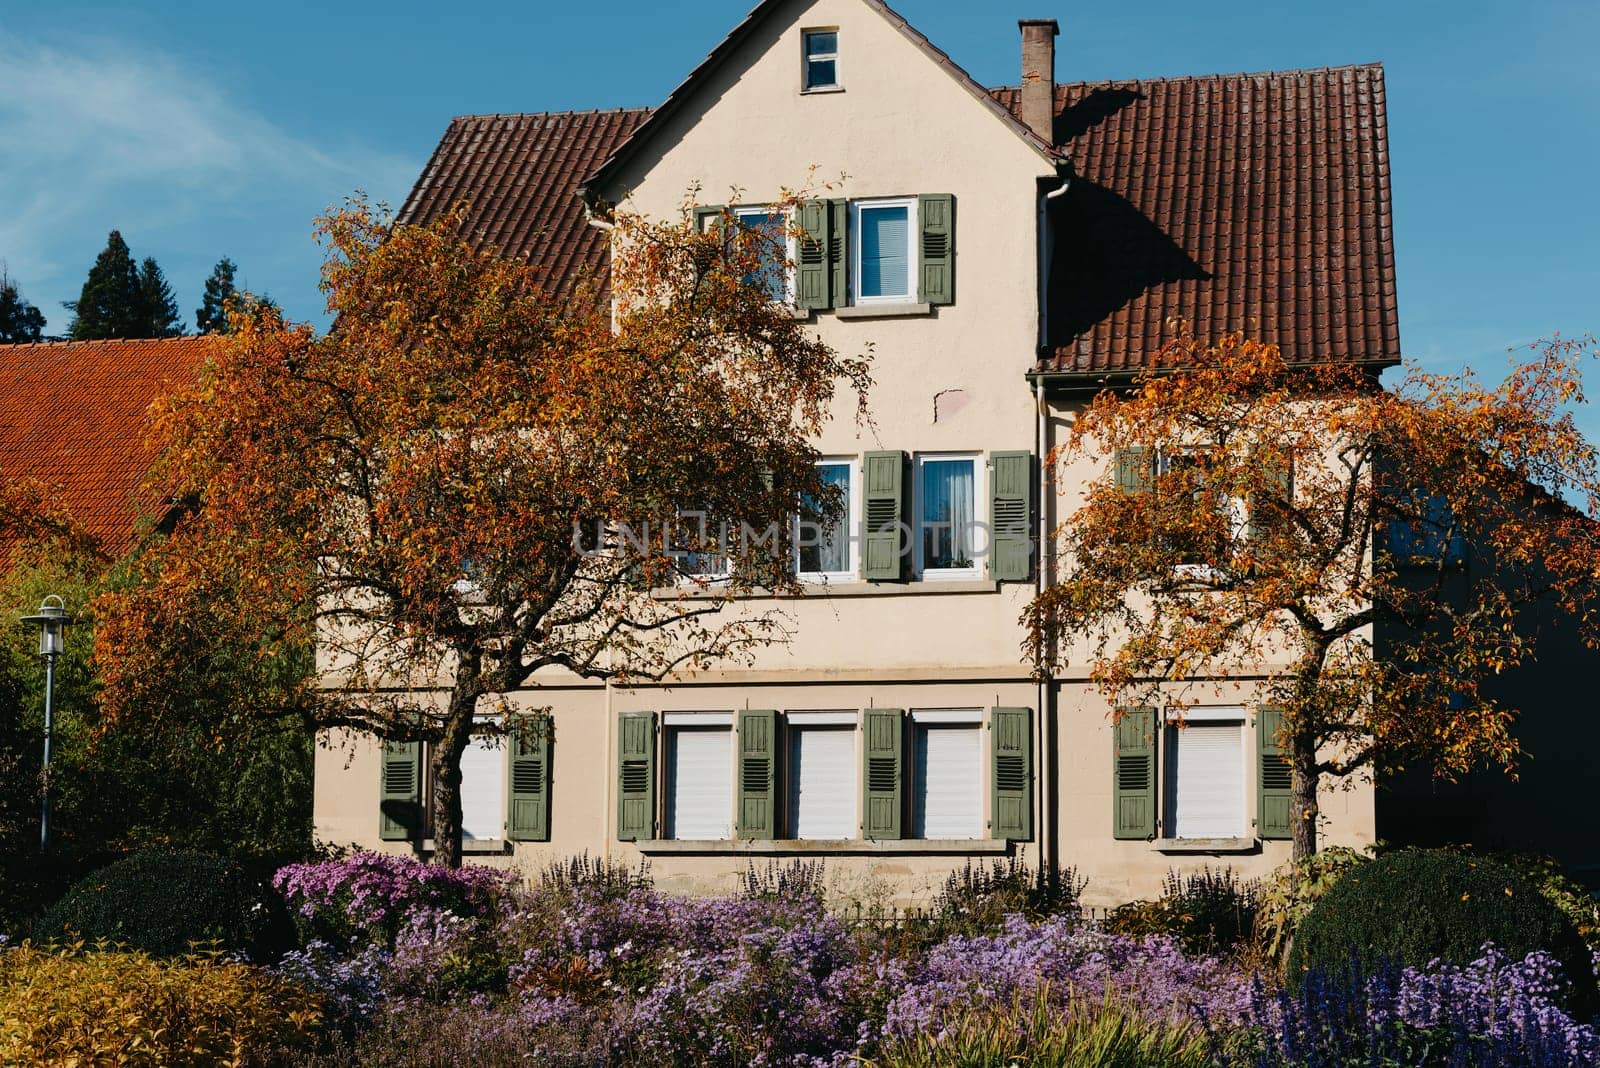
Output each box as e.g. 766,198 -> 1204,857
1018,18 -> 1059,144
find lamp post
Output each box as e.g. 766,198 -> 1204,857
20,595 -> 69,853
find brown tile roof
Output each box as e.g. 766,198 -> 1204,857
0,336 -> 215,557
993,63 -> 1400,376
396,109 -> 651,301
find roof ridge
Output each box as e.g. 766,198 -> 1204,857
0,335 -> 219,350
989,60 -> 1385,94
448,107 -> 654,124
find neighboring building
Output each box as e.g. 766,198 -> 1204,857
0,337 -> 218,558
314,0 -> 1404,905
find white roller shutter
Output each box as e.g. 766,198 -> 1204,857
787,726 -> 855,839
665,727 -> 733,840
1167,721 -> 1246,838
912,724 -> 982,839
459,736 -> 506,841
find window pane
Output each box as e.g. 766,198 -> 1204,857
920,458 -> 975,570
912,724 -> 981,839
459,735 -> 505,841
800,462 -> 851,574
859,205 -> 909,298
805,31 -> 837,56
736,209 -> 788,302
1165,722 -> 1245,838
805,58 -> 837,88
787,726 -> 855,838
666,727 -> 732,839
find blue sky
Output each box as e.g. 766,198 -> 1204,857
1,0 -> 1595,384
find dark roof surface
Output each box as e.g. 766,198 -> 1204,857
396,109 -> 651,301
0,336 -> 216,556
993,63 -> 1400,375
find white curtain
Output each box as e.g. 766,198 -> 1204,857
921,459 -> 975,569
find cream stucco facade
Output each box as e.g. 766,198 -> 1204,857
313,0 -> 1383,907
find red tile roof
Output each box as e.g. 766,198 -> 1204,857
0,336 -> 215,557
396,109 -> 651,301
993,63 -> 1400,376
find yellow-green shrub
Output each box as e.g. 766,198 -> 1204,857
0,941 -> 321,1066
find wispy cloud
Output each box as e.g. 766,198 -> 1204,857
0,30 -> 414,326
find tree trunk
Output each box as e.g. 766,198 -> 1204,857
1290,729 -> 1319,863
429,654 -> 483,868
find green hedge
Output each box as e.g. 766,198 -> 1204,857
1288,850 -> 1598,1013
34,848 -> 283,958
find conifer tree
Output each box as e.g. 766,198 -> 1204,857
137,257 -> 185,337
65,230 -> 143,340
0,270 -> 46,343
195,258 -> 237,334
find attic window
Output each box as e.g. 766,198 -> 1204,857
803,29 -> 839,91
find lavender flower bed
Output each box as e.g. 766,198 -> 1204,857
264,854 -> 1600,1066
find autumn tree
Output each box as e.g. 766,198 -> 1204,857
1026,330 -> 1600,860
94,196 -> 870,866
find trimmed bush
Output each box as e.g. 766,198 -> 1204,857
1288,850 -> 1598,1014
35,848 -> 271,957
0,942 -> 321,1065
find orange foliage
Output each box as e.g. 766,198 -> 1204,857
1027,327 -> 1600,857
93,194 -> 870,864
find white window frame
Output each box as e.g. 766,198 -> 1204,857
801,27 -> 840,92
664,720 -> 735,841
731,205 -> 796,306
1161,706 -> 1247,840
909,708 -> 984,840
796,457 -> 859,583
912,451 -> 985,581
674,506 -> 731,584
850,197 -> 917,305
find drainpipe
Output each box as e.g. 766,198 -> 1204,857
1034,174 -> 1069,875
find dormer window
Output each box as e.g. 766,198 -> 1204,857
802,29 -> 839,91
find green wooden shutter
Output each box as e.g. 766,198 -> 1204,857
1112,709 -> 1156,839
917,193 -> 955,305
862,450 -> 906,581
989,707 -> 1032,840
796,200 -> 829,310
988,451 -> 1034,582
379,740 -> 422,841
1114,447 -> 1154,495
862,708 -> 903,839
1257,706 -> 1292,840
508,718 -> 551,842
616,711 -> 656,841
692,204 -> 724,235
828,198 -> 848,307
737,709 -> 779,839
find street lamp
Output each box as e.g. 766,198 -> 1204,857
20,595 -> 69,853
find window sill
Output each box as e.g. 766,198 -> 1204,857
1152,837 -> 1260,855
419,838 -> 511,855
636,838 -> 1011,856
800,84 -> 846,95
653,579 -> 999,600
834,302 -> 932,319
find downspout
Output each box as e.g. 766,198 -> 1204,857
1035,173 -> 1069,874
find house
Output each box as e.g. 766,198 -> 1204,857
313,0 -> 1404,905
0,337 -> 219,559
